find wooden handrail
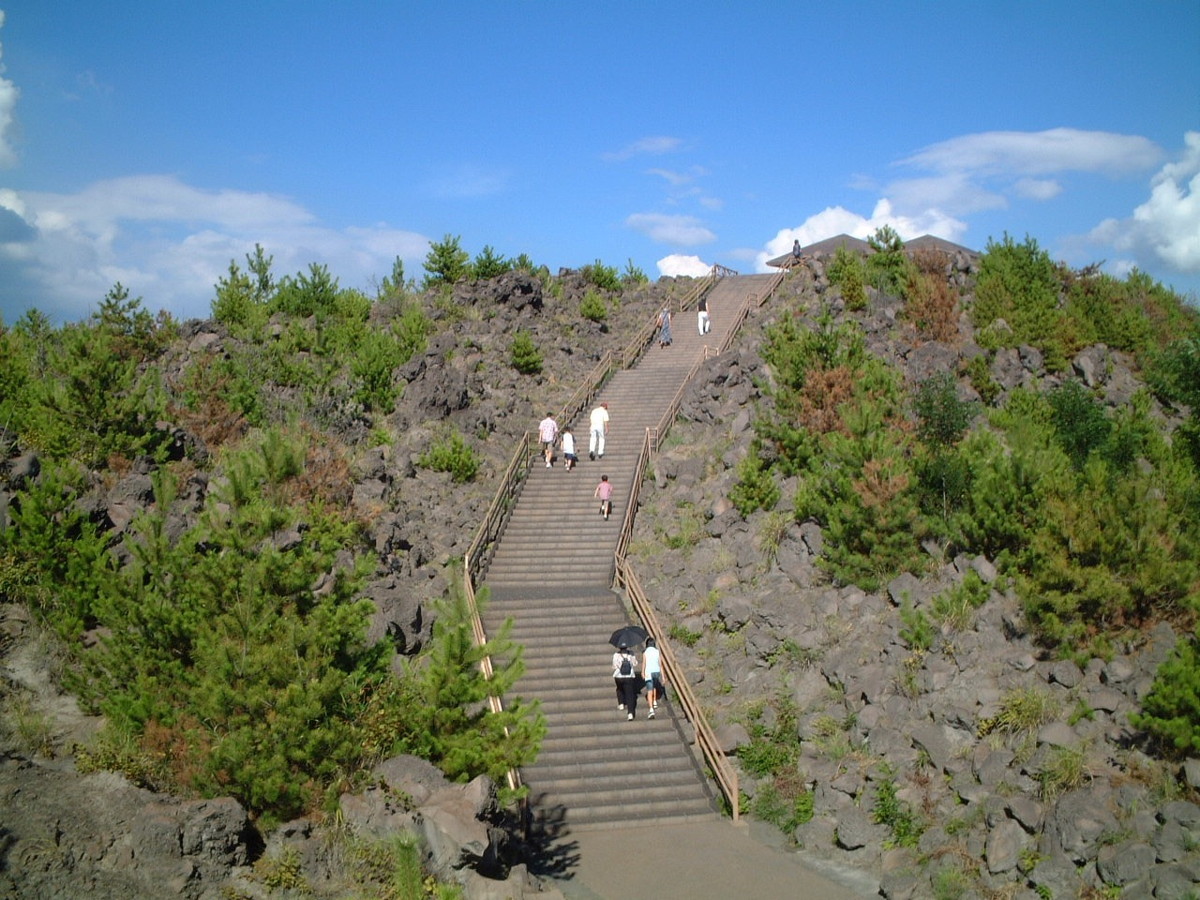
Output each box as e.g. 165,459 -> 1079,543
610,266 -> 787,820
461,265 -> 777,816
611,428 -> 739,821
616,555 -> 740,822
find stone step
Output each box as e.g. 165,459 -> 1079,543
470,276 -> 772,828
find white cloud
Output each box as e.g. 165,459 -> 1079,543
625,212 -> 716,246
603,136 -> 682,162
883,172 -> 1007,217
753,199 -> 968,272
0,11 -> 19,168
0,175 -> 431,323
656,254 -> 711,277
1086,131 -> 1200,274
900,128 -> 1162,177
875,128 -> 1164,232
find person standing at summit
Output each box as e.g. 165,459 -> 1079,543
588,401 -> 609,461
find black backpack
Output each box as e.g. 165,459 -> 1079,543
619,655 -> 632,676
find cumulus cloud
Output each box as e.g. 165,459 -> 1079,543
0,175 -> 430,323
756,127 -> 1181,280
625,212 -> 716,246
603,136 -> 682,162
0,12 -> 19,168
754,199 -> 968,272
1087,131 -> 1200,274
656,254 -> 711,277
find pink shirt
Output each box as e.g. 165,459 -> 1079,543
538,417 -> 558,443
596,481 -> 613,501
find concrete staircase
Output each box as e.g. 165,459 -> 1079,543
480,274 -> 779,831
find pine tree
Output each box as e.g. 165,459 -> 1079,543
399,580 -> 544,800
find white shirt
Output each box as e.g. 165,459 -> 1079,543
590,406 -> 609,432
643,645 -> 661,675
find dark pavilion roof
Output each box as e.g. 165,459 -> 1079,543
767,233 -> 978,268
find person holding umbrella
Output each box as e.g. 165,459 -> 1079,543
610,625 -> 646,721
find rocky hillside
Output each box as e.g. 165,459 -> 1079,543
631,258 -> 1200,898
2,250 -> 1199,898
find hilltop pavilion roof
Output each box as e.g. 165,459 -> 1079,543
767,233 -> 978,268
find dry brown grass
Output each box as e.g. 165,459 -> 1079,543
905,249 -> 959,343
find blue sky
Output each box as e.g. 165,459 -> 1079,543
0,2 -> 1197,324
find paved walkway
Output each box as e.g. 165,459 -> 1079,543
531,818 -> 877,899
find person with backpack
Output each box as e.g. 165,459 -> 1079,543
612,642 -> 639,721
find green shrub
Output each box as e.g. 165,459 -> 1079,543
40,436 -> 402,824
393,584 -> 545,802
471,245 -> 511,281
1019,459 -> 1198,653
979,687 -> 1060,738
423,234 -> 470,288
750,774 -> 814,833
913,372 -> 975,449
729,451 -> 780,515
579,290 -> 608,323
827,245 -> 868,311
580,259 -> 621,292
965,354 -> 1001,405
509,330 -> 543,375
419,430 -> 480,483
1132,627 -> 1200,756
272,263 -> 340,318
739,739 -> 796,778
971,234 -> 1068,368
866,225 -> 913,298
350,328 -> 404,411
0,461 -> 115,638
931,570 -> 989,631
915,448 -> 973,531
797,425 -> 925,591
212,261 -> 270,332
668,623 -> 702,647
1048,380 -> 1111,470
872,773 -> 924,848
621,258 -> 649,285
899,601 -> 936,651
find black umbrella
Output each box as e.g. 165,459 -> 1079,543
609,624 -> 648,648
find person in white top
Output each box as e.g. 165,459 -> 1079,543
588,402 -> 609,460
560,428 -> 577,471
538,412 -> 558,467
642,637 -> 662,718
